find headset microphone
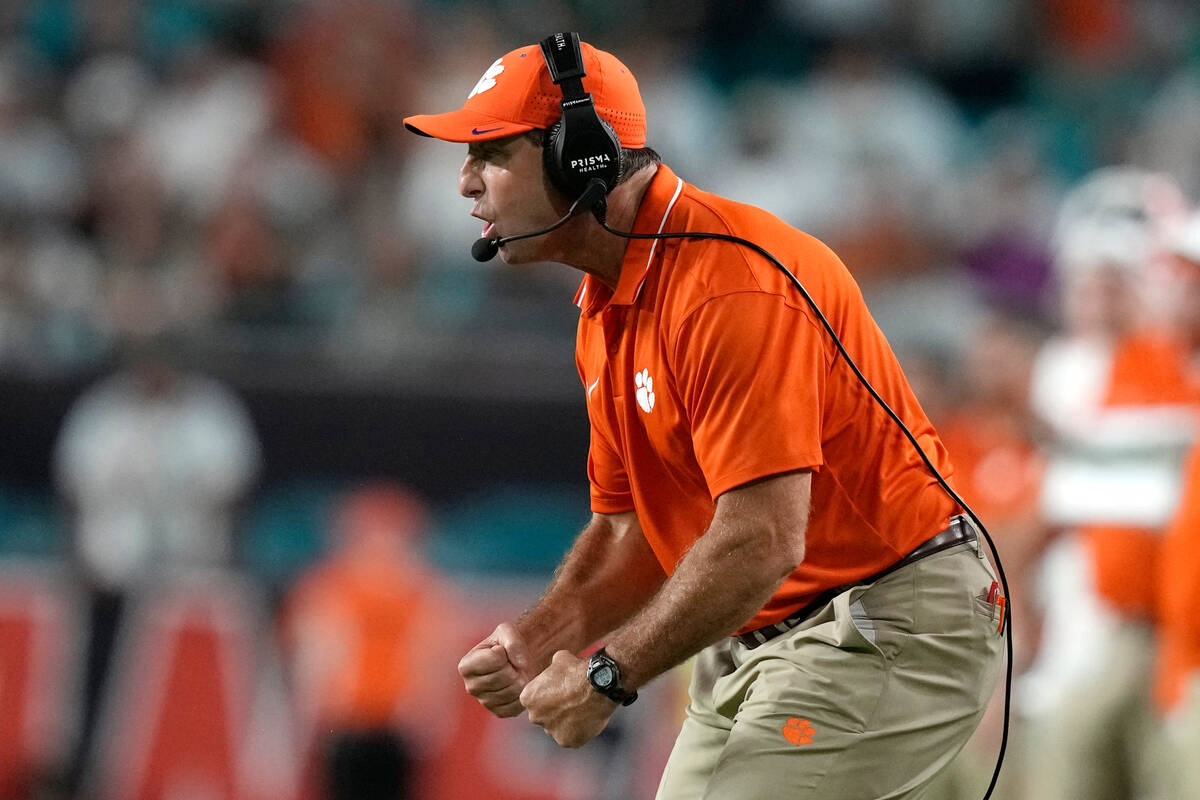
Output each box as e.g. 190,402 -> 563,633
470,235 -> 502,263
471,178 -> 608,262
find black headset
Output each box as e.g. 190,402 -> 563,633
538,32 -> 624,199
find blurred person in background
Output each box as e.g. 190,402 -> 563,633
406,33 -> 1004,799
1019,167 -> 1194,800
1154,209 -> 1200,799
51,327 -> 261,796
282,483 -> 457,800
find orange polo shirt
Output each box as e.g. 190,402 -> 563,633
1082,334 -> 1192,620
1159,444 -> 1200,710
575,165 -> 958,634
1154,346 -> 1200,712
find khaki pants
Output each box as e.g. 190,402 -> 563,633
1025,620 -> 1168,800
656,544 -> 1005,800
1165,673 -> 1200,799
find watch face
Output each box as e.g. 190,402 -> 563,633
593,664 -> 615,688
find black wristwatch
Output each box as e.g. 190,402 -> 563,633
587,648 -> 638,706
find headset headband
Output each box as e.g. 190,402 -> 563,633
540,32 -> 587,95
537,32 -> 623,202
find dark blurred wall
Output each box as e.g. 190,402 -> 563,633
0,375 -> 590,507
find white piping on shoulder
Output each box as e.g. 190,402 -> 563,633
632,177 -> 684,304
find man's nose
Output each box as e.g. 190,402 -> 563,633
459,156 -> 483,199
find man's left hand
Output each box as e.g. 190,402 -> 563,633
520,650 -> 619,747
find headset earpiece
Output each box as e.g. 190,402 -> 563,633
539,32 -> 623,200
541,120 -> 569,196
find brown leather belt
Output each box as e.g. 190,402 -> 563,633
734,515 -> 977,649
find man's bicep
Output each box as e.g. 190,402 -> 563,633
589,510 -> 652,554
590,509 -> 640,531
587,510 -> 667,593
715,469 -> 813,566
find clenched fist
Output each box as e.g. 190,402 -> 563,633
521,650 -> 617,748
458,622 -> 534,717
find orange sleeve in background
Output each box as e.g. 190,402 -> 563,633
1157,446 -> 1200,712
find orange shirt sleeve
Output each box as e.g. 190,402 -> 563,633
672,290 -> 829,498
1158,443 -> 1200,709
587,420 -> 635,513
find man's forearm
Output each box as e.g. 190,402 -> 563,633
600,496 -> 806,686
517,512 -> 665,673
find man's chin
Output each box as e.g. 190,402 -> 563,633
496,242 -> 533,266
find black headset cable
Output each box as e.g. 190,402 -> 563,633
596,214 -> 1014,800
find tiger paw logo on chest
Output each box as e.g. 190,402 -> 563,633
634,368 -> 655,413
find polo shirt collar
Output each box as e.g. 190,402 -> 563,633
573,164 -> 686,318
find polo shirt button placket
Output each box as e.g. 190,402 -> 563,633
602,307 -> 622,354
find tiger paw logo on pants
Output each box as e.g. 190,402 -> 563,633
782,718 -> 815,746
635,368 -> 655,413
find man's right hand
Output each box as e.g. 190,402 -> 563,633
458,622 -> 535,718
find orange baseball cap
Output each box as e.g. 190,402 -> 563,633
403,41 -> 646,147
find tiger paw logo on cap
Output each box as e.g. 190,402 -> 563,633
403,40 -> 647,147
468,58 -> 505,98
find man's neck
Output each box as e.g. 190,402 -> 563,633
557,165 -> 659,290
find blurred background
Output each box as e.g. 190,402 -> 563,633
2,1 -> 1200,799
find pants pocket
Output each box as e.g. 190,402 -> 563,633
834,588 -> 887,659
972,595 -> 1002,621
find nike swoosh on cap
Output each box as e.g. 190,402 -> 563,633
471,126 -> 504,135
